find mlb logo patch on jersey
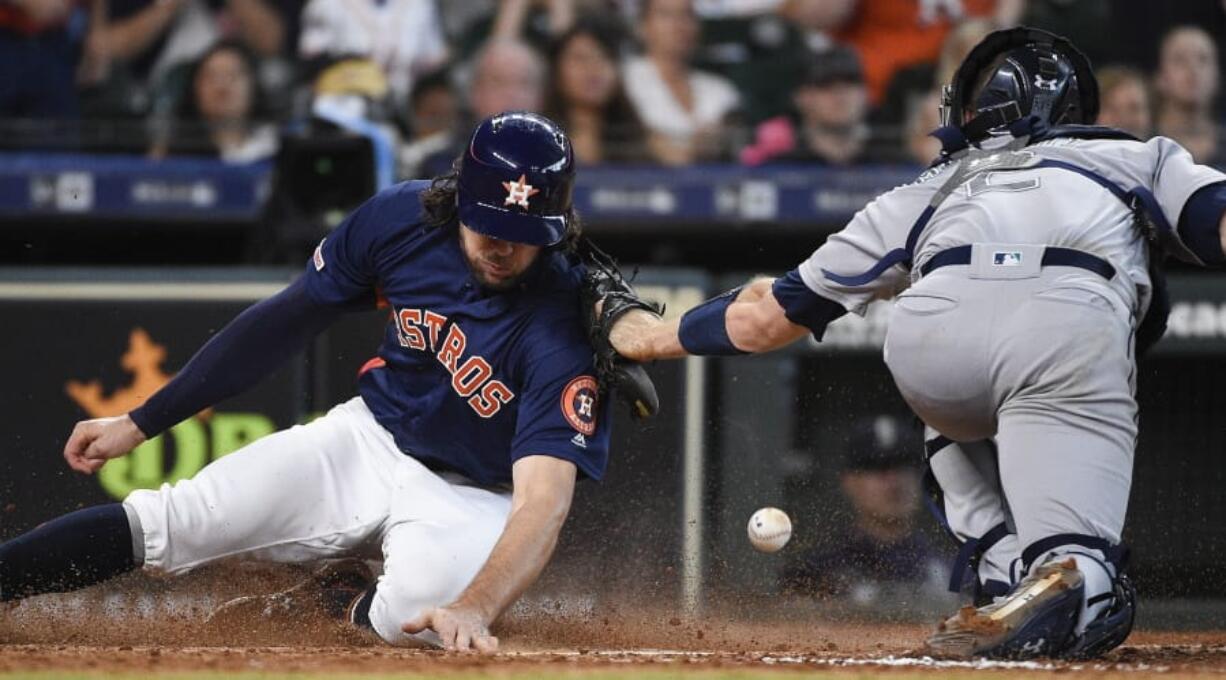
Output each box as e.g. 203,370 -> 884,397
561,375 -> 599,436
313,238 -> 327,271
993,251 -> 1023,266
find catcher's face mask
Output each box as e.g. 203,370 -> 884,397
941,26 -> 1099,142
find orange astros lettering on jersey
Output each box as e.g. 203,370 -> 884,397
436,324 -> 467,373
393,306 -> 515,417
470,380 -> 514,418
422,311 -> 446,349
452,356 -> 493,397
396,309 -> 427,350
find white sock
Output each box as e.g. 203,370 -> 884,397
1059,553 -> 1115,635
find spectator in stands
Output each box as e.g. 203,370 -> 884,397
0,0 -> 87,119
90,0 -> 285,91
933,18 -> 995,97
544,17 -> 651,165
1096,65 -> 1152,140
623,0 -> 739,165
469,38 -> 547,121
417,38 -> 547,177
1154,25 -> 1223,164
150,40 -> 276,163
782,415 -> 948,606
740,45 -> 871,166
834,0 -> 996,107
449,0 -> 587,62
778,0 -> 856,52
870,16 -> 995,145
398,68 -> 458,179
903,89 -> 941,166
298,0 -> 447,109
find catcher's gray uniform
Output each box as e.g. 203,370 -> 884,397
791,131 -> 1226,631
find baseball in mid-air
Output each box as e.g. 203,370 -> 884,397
747,507 -> 792,553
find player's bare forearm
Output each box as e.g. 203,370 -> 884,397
451,456 -> 576,623
609,277 -> 807,360
608,310 -> 686,362
725,280 -> 810,353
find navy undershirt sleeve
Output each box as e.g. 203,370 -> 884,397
128,278 -> 346,438
771,269 -> 849,341
1178,180 -> 1226,266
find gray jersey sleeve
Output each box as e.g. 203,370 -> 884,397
793,178 -> 940,315
1079,136 -> 1226,264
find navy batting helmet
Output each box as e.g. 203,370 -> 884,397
457,111 -> 574,247
941,27 -> 1099,142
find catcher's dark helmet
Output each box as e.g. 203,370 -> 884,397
457,111 -> 574,247
941,27 -> 1099,142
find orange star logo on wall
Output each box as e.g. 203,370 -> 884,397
502,174 -> 539,209
65,327 -> 211,420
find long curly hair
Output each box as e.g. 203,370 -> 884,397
420,155 -> 583,254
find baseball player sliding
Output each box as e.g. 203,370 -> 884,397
593,28 -> 1226,659
0,112 -> 656,652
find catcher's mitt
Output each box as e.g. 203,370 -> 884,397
579,240 -> 664,419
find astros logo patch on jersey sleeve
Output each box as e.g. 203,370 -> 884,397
561,376 -> 599,437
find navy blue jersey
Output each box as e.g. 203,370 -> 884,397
303,180 -> 611,485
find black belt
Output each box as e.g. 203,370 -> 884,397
919,245 -> 1115,280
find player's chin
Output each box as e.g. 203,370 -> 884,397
475,269 -> 523,291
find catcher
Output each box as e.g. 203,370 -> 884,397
590,28 -> 1226,659
0,112 -> 657,652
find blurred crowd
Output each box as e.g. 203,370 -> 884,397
2,0 -> 1225,172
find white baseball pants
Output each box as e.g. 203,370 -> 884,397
123,397 -> 513,644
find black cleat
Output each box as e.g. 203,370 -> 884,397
206,559 -> 374,631
925,559 -> 1083,659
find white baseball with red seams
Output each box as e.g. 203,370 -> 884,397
747,507 -> 792,553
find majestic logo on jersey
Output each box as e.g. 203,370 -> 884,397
313,238 -> 326,271
502,174 -> 540,209
561,375 -> 599,436
393,307 -> 516,418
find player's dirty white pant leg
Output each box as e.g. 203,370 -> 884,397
886,266 -> 1136,656
123,398 -> 396,574
365,460 -> 513,646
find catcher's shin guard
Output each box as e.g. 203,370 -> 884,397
926,559 -> 1083,659
1059,572 -> 1136,659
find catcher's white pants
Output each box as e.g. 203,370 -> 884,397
123,397 -> 513,645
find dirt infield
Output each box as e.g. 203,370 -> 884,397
2,566 -> 1225,678
3,615 -> 1224,678
1,632 -> 1224,678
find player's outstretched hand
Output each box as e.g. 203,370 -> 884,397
403,606 -> 498,654
63,415 -> 147,475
